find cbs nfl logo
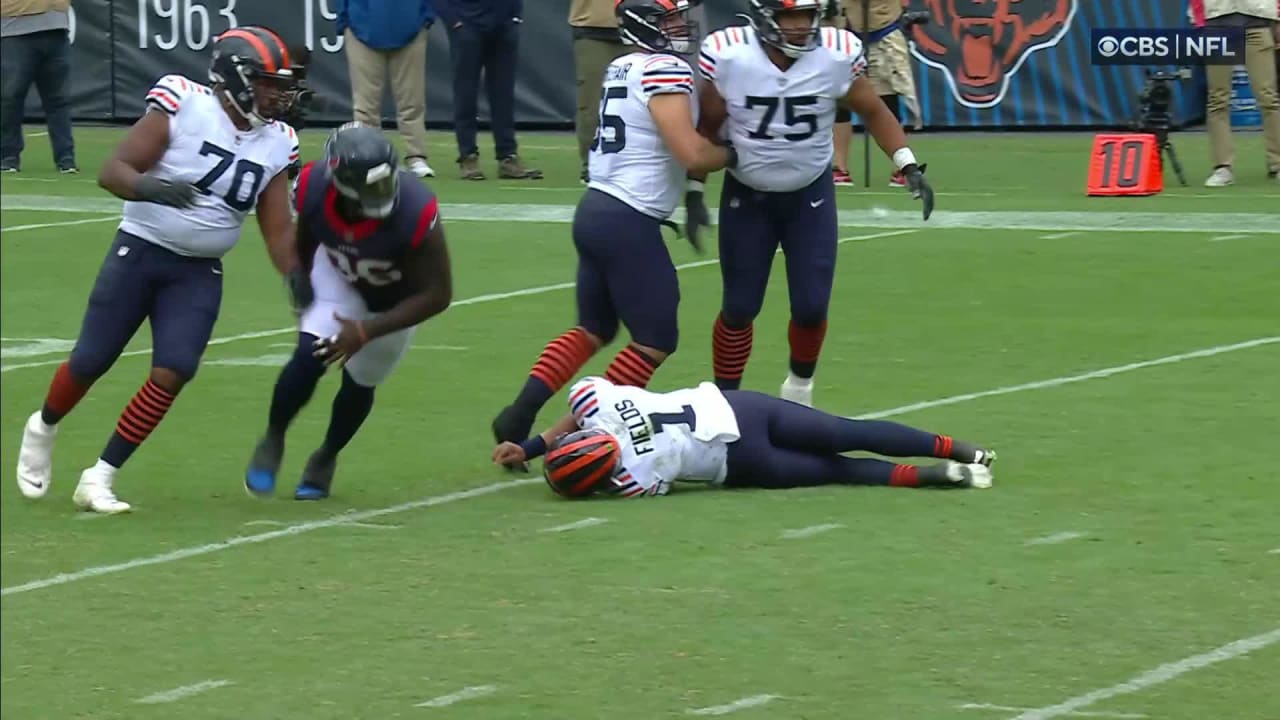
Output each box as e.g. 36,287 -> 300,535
1092,28 -> 1244,65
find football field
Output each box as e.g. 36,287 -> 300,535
1,126 -> 1278,720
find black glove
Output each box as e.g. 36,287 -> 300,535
684,187 -> 710,254
903,163 -> 934,221
135,175 -> 196,209
285,266 -> 314,315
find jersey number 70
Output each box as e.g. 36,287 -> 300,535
589,86 -> 628,155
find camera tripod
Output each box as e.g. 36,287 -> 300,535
1138,124 -> 1189,187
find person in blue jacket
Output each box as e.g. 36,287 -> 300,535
435,0 -> 543,181
336,0 -> 438,178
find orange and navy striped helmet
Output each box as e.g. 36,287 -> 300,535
209,25 -> 298,126
543,429 -> 621,499
616,0 -> 700,55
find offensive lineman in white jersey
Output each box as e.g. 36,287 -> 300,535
493,376 -> 994,498
491,0 -> 737,470
14,26 -> 305,514
690,0 -> 935,408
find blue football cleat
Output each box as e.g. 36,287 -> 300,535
245,434 -> 284,497
294,449 -> 336,500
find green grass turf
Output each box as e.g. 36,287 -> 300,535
1,125 -> 1277,719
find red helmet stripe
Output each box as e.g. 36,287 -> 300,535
255,26 -> 293,70
218,28 -> 278,73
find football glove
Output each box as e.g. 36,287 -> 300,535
285,267 -> 314,315
903,163 -> 934,221
135,176 -> 197,209
684,186 -> 710,254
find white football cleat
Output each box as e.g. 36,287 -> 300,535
406,156 -> 435,178
945,461 -> 993,489
1204,167 -> 1234,187
17,411 -> 57,499
72,462 -> 131,514
780,374 -> 814,407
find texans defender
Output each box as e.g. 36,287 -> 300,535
15,26 -> 304,514
490,0 -> 736,468
493,376 -> 994,497
690,0 -> 935,407
245,123 -> 452,500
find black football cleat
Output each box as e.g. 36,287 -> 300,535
295,449 -> 336,500
492,405 -> 534,474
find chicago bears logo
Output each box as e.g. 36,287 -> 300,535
907,0 -> 1077,109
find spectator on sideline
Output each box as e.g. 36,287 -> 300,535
1191,0 -> 1280,186
436,0 -> 541,181
831,0 -> 919,188
1,0 -> 77,173
570,0 -> 628,184
336,0 -> 437,178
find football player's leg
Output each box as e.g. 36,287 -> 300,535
779,172 -> 838,406
18,232 -> 151,500
604,212 -> 678,388
298,325 -> 415,500
714,174 -> 776,391
248,249 -> 350,495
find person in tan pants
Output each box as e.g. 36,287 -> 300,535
1191,0 -> 1280,186
337,0 -> 436,178
570,0 -> 630,184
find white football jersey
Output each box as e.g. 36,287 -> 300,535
699,26 -> 867,192
586,52 -> 696,220
567,377 -> 741,498
118,74 -> 298,258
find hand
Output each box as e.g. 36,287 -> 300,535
903,163 -> 934,221
493,441 -> 527,466
285,267 -> 314,316
684,189 -> 710,254
311,312 -> 369,366
135,175 -> 197,208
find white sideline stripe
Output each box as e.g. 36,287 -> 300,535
958,703 -> 1147,718
2,215 -> 119,233
1025,531 -> 1086,546
781,523 -> 844,539
135,679 -> 233,704
1009,628 -> 1280,720
855,337 -> 1280,420
541,517 -> 609,533
415,685 -> 498,708
3,336 -> 1276,597
0,230 -> 910,374
0,478 -> 542,597
6,195 -> 1279,233
688,694 -> 781,715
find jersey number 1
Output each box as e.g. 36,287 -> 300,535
649,405 -> 697,434
194,141 -> 266,212
589,86 -> 627,155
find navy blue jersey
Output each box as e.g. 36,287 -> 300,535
294,161 -> 440,312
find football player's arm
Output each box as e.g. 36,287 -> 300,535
844,74 -> 935,219
98,110 -> 194,207
687,82 -> 731,184
494,414 -> 581,466
255,171 -> 300,275
362,220 -> 453,340
649,94 -> 734,174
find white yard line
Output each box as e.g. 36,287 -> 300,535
1008,628 -> 1280,720
3,336 -> 1277,598
135,679 -> 233,704
1269,548 -> 1280,555
5,194 -> 1279,233
1208,234 -> 1248,242
540,517 -> 609,533
1040,231 -> 1082,240
25,131 -> 49,137
2,215 -> 120,233
1025,531 -> 1086,546
781,523 -> 845,540
0,231 -> 909,374
415,684 -> 498,708
855,337 -> 1280,420
958,702 -> 1146,718
688,694 -> 781,715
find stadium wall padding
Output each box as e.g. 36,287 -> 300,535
23,0 -> 1205,129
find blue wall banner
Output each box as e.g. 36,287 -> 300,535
22,0 -> 1206,130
